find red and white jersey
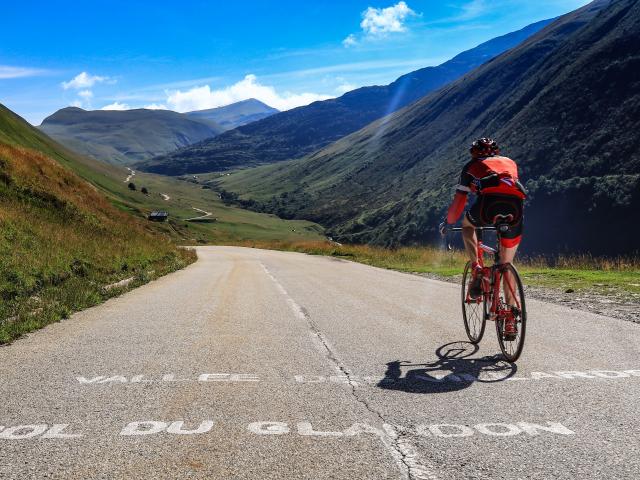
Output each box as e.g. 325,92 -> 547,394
456,156 -> 525,199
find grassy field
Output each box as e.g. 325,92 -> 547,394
45,147 -> 324,245
104,171 -> 325,245
237,240 -> 640,298
1,105 -> 325,246
0,141 -> 196,343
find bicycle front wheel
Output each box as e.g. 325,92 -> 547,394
495,263 -> 527,362
461,261 -> 487,344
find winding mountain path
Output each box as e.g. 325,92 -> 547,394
0,247 -> 638,479
124,167 -> 135,183
185,207 -> 213,221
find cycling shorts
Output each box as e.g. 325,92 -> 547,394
466,194 -> 523,248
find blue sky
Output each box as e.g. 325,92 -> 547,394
1,0 -> 590,124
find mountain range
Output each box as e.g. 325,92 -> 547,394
39,107 -> 224,165
186,98 -> 278,130
137,18 -> 553,175
216,0 -> 639,255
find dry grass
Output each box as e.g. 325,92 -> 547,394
520,253 -> 640,271
237,240 -> 468,276
0,143 -> 196,343
237,240 -> 640,296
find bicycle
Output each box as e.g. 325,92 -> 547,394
446,214 -> 527,362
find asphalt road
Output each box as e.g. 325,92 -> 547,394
1,246 -> 638,479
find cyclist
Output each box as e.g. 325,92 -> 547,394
440,138 -> 526,338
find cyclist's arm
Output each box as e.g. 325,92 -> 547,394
446,165 -> 473,224
446,189 -> 468,224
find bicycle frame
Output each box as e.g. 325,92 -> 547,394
450,226 -> 522,319
447,216 -> 527,361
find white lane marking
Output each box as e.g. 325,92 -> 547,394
260,262 -> 436,480
418,424 -> 474,438
247,422 -> 290,435
474,423 -> 523,436
516,422 -> 575,436
120,420 -> 214,436
0,420 -> 575,442
198,373 -> 259,382
167,421 -> 215,435
297,422 -> 344,437
259,263 -> 344,359
42,424 -> 83,439
75,368 -> 640,385
121,421 -> 167,436
0,424 -> 83,440
0,424 -> 48,439
415,422 -> 575,438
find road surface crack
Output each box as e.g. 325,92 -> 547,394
260,263 -> 436,480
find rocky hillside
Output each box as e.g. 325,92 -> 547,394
217,0 -> 639,255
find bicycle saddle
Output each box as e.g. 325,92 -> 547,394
492,214 -> 514,233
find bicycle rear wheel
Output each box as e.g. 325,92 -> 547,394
461,261 -> 487,344
495,263 -> 527,362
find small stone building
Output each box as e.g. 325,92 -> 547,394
148,211 -> 169,222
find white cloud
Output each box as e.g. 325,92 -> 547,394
62,71 -> 110,90
336,83 -> 357,94
342,34 -> 358,48
342,2 -> 417,47
0,65 -> 48,79
166,74 -> 332,112
101,101 -> 130,111
144,103 -> 167,110
264,58 -> 444,80
69,89 -> 94,109
458,0 -> 487,20
360,2 -> 416,36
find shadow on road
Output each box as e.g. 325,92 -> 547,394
377,341 -> 517,394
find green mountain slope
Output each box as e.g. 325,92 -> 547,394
138,18 -> 552,175
3,103 -> 323,246
218,0 -> 639,255
186,98 -> 279,130
39,107 -> 224,165
0,104 -> 195,342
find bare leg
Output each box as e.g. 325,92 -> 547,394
461,215 -> 478,264
499,245 -> 518,265
500,244 -> 519,306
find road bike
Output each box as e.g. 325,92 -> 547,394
447,214 -> 527,362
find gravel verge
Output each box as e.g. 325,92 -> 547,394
415,272 -> 639,324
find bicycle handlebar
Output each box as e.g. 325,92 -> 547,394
448,214 -> 513,233
449,226 -> 496,232
441,214 -> 513,251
